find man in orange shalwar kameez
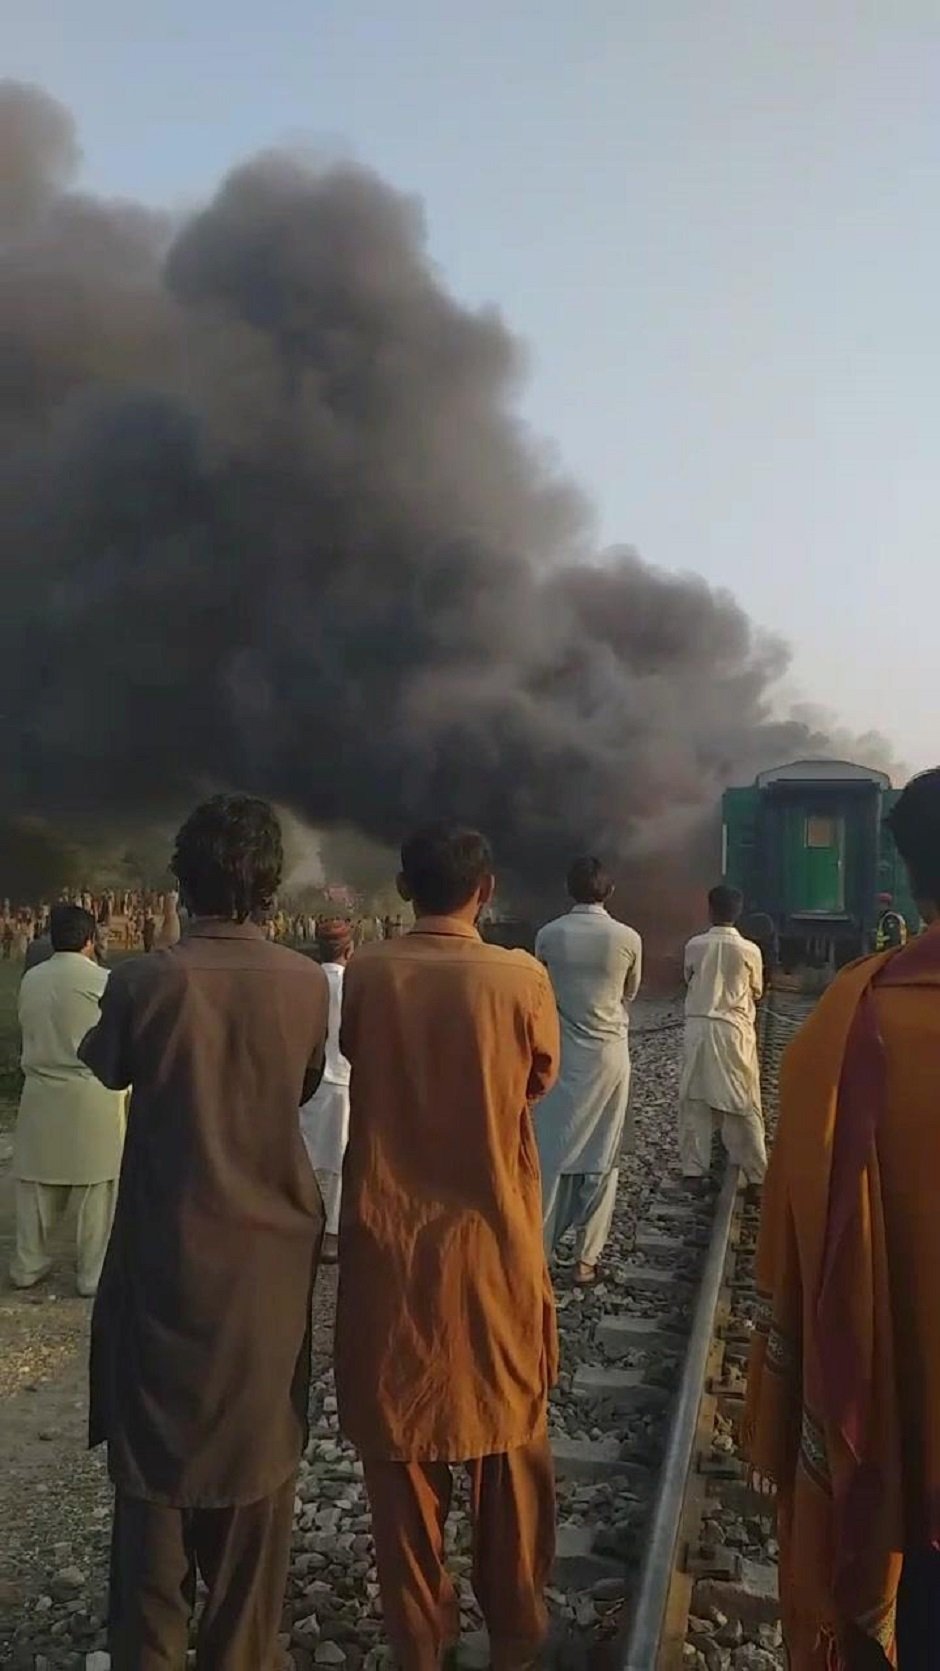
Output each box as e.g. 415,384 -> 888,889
335,822 -> 561,1671
745,768 -> 940,1671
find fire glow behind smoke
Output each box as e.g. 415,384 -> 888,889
0,83 -> 898,921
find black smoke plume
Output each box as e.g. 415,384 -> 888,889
0,83 -> 895,921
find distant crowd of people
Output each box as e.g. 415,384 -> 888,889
2,893 -> 180,961
0,893 -> 408,966
5,771 -> 940,1669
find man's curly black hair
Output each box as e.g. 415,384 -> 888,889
885,767 -> 940,907
171,795 -> 283,922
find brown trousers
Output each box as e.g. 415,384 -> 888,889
363,1434 -> 556,1671
108,1475 -> 296,1669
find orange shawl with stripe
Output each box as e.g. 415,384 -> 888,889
744,928 -> 940,1669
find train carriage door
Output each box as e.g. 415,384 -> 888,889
803,813 -> 845,912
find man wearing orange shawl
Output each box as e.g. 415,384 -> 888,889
745,768 -> 940,1670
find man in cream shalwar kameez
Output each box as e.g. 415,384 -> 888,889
680,884 -> 766,1185
10,905 -> 125,1297
535,858 -> 642,1283
300,919 -> 353,1263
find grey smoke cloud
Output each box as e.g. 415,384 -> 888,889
0,82 -> 898,908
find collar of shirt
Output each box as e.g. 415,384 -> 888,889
708,925 -> 740,936
409,916 -> 481,940
570,904 -> 608,916
184,919 -> 266,941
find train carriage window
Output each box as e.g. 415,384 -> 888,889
805,816 -> 837,848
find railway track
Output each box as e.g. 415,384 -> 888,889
546,991 -> 814,1671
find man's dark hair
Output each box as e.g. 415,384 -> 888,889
885,768 -> 940,904
709,884 -> 743,925
172,795 -> 283,922
50,903 -> 96,953
400,822 -> 493,915
567,855 -> 613,905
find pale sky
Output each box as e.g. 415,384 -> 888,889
8,0 -> 939,771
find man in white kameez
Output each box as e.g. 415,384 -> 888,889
679,884 -> 766,1189
535,857 -> 642,1286
10,904 -> 125,1298
299,918 -> 353,1264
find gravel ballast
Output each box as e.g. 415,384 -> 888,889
0,996 -> 789,1668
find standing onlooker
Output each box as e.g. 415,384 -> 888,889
336,823 -> 560,1671
9,904 -> 124,1298
23,929 -> 54,974
154,888 -> 181,949
679,884 -> 766,1187
300,917 -> 354,1263
80,796 -> 329,1669
534,856 -> 642,1285
745,767 -> 940,1668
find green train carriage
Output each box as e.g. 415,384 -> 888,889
722,760 -> 919,969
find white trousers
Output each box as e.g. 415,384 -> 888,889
678,1098 -> 767,1185
9,1178 -> 117,1296
543,1169 -> 619,1267
315,1169 -> 342,1237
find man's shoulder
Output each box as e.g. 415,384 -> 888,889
535,915 -> 567,945
723,929 -> 760,965
538,913 -> 571,935
18,964 -> 50,1029
344,941 -> 394,984
173,932 -> 324,978
76,957 -> 110,995
836,950 -> 882,979
259,940 -> 327,982
348,940 -> 392,965
462,940 -> 551,1002
18,960 -> 49,1002
349,935 -> 548,990
537,910 -> 637,940
221,940 -> 330,1008
103,951 -> 169,999
29,953 -> 103,991
810,951 -> 881,1013
480,941 -> 547,980
609,917 -> 642,948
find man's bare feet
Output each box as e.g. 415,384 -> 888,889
573,1261 -> 598,1287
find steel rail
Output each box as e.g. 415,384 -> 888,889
619,1162 -> 740,1670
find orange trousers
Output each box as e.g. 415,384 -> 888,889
363,1434 -> 556,1671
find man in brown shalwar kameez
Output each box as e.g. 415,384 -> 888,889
80,795 -> 329,1670
336,823 -> 562,1671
